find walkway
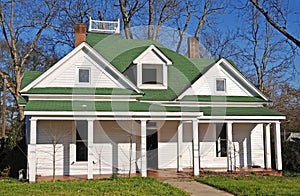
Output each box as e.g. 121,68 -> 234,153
148,169 -> 233,196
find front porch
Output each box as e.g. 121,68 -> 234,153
27,117 -> 283,182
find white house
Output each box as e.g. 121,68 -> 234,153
19,20 -> 285,182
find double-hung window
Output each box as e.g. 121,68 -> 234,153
216,123 -> 227,157
76,121 -> 88,161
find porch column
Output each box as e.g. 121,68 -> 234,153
192,120 -> 199,176
87,120 -> 94,179
265,123 -> 272,169
140,120 -> 147,177
177,121 -> 183,172
274,122 -> 282,170
227,122 -> 233,172
28,119 -> 37,182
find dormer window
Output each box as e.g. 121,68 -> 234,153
216,78 -> 226,92
142,64 -> 163,84
133,45 -> 172,89
78,68 -> 90,84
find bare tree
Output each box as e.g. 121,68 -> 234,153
249,0 -> 300,47
236,1 -> 296,94
40,121 -> 72,181
118,0 -> 146,39
148,0 -> 183,41
0,0 -> 59,121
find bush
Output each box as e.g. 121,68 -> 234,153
282,141 -> 300,173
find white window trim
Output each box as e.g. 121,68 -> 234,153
215,78 -> 226,94
137,63 -> 168,89
76,67 -> 91,85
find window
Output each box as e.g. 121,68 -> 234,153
142,64 -> 163,85
216,79 -> 226,92
78,68 -> 90,83
76,121 -> 88,161
216,123 -> 227,157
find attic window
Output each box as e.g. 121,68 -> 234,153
78,68 -> 90,83
216,79 -> 226,92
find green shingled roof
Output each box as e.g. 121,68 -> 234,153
180,95 -> 268,102
22,87 -> 142,95
23,100 -> 283,116
86,33 -> 216,101
200,107 -> 284,116
24,100 -> 200,112
21,71 -> 43,90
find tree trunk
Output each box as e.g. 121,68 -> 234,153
148,0 -> 153,40
1,77 -> 6,138
176,12 -> 191,53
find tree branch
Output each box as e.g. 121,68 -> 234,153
249,0 -> 300,47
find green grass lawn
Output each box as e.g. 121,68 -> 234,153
197,175 -> 300,196
0,177 -> 187,196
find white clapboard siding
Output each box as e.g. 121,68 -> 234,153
35,50 -> 120,88
181,63 -> 251,97
139,49 -> 165,63
93,121 -> 136,174
158,142 -> 177,168
250,124 -> 265,167
36,144 -> 64,176
37,120 -> 74,144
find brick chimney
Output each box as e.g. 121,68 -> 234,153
74,24 -> 86,47
187,37 -> 199,58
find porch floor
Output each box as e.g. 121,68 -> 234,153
36,168 -> 281,182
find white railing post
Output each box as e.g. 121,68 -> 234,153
88,17 -> 92,32
116,19 -> 120,34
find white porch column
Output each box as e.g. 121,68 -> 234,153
274,122 -> 282,170
87,120 -> 94,179
192,120 -> 199,176
243,137 -> 248,168
28,119 -> 37,182
140,120 -> 147,177
265,123 -> 272,169
227,122 -> 233,172
177,121 -> 183,172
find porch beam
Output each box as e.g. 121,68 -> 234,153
177,121 -> 183,172
265,123 -> 272,169
192,120 -> 199,176
274,122 -> 282,170
140,120 -> 147,177
87,120 -> 94,179
28,119 -> 37,182
227,122 -> 233,172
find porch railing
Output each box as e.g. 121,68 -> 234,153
88,17 -> 120,34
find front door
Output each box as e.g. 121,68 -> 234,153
146,122 -> 158,169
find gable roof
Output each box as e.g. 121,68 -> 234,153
177,58 -> 269,101
21,42 -> 141,94
133,45 -> 172,65
86,33 -> 217,100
